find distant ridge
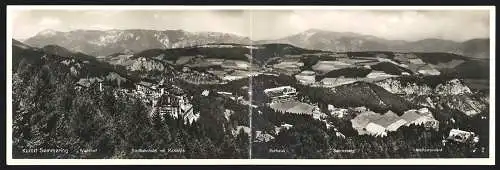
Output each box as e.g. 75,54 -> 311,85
23,28 -> 489,59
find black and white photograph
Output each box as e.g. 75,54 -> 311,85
6,6 -> 495,164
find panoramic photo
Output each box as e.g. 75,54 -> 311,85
8,7 -> 492,160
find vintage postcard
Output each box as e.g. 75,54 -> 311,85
6,5 -> 495,165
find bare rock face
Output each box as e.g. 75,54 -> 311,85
435,79 -> 472,96
127,57 -> 165,72
438,95 -> 487,117
375,78 -> 433,96
376,78 -> 486,117
376,78 -> 472,96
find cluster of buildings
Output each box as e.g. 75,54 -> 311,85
122,78 -> 201,125
156,94 -> 199,125
230,126 -> 276,143
351,108 -> 439,137
296,71 -> 396,88
74,72 -> 128,93
133,81 -> 165,105
327,105 -> 350,118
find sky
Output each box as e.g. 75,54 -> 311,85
11,9 -> 490,42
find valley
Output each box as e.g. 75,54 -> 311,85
11,28 -> 490,159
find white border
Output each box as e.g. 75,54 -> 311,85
4,5 -> 496,10
6,5 -> 496,165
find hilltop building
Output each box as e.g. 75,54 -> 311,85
264,86 -> 297,103
447,129 -> 478,143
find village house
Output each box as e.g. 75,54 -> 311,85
312,107 -> 328,120
447,129 -> 478,143
254,131 -> 275,143
353,106 -> 368,113
328,104 -> 349,118
157,94 -> 199,125
281,124 -> 293,129
274,123 -> 294,134
182,66 -> 191,72
201,90 -> 210,96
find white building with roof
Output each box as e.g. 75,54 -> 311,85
264,86 -> 297,103
254,131 -> 275,143
447,129 -> 477,143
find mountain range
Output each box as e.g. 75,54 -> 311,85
255,29 -> 490,59
23,29 -> 251,57
22,29 -> 489,59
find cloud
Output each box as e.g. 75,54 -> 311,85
10,9 -> 490,42
88,24 -> 114,30
38,17 -> 61,27
251,10 -> 490,41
